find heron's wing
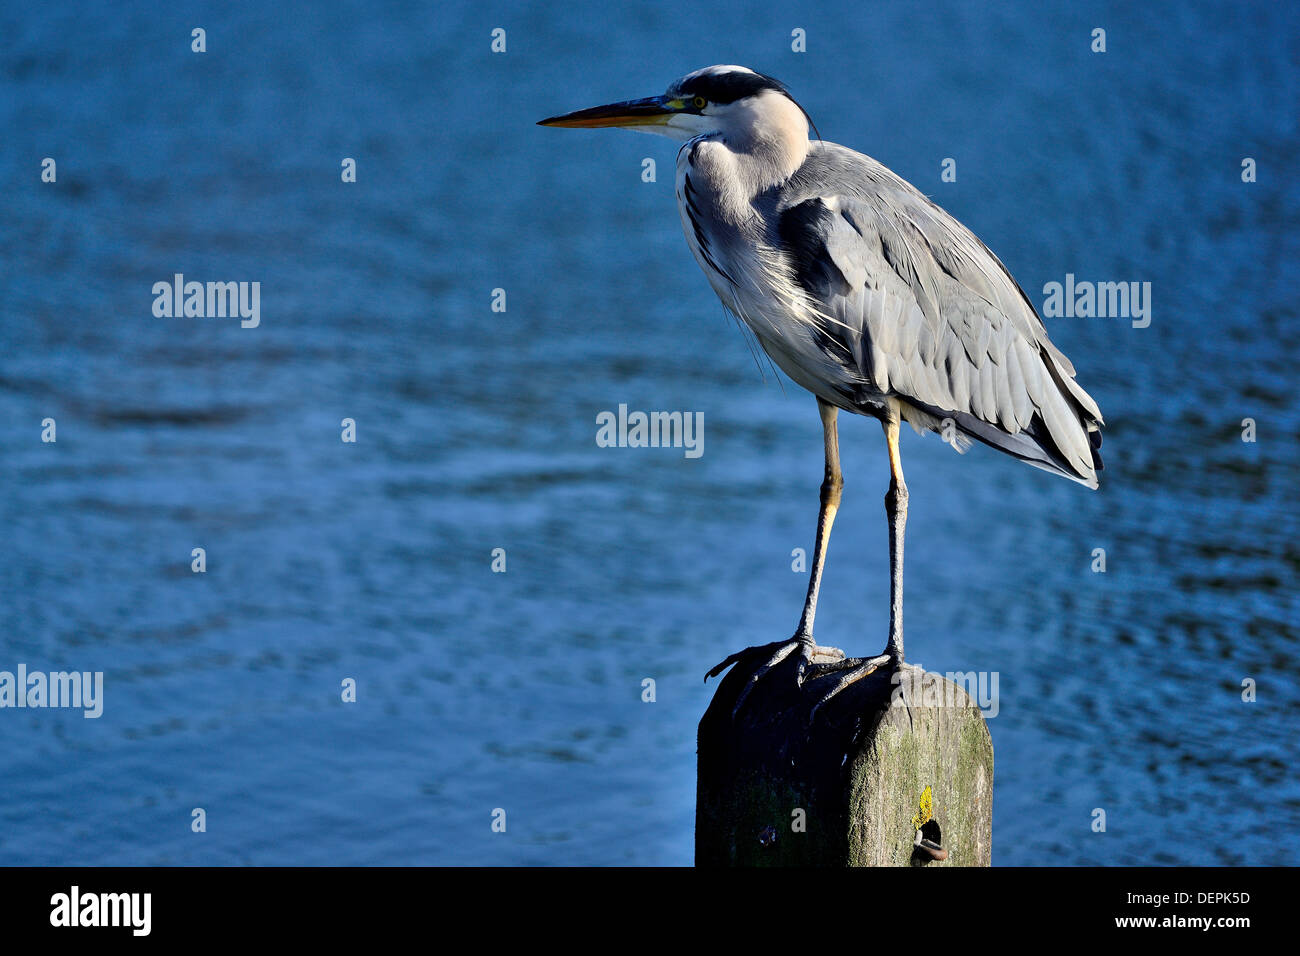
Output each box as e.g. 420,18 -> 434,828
777,147 -> 1103,486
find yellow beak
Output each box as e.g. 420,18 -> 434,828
538,95 -> 677,129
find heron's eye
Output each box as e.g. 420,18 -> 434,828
692,96 -> 707,109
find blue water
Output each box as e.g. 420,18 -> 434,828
2,0 -> 1296,865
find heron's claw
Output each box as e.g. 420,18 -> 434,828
706,636 -> 846,720
805,652 -> 900,722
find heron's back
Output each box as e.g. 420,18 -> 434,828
686,137 -> 1105,487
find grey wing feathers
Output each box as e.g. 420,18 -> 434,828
777,142 -> 1104,487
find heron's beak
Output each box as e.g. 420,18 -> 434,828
538,95 -> 677,129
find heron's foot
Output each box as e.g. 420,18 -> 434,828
706,634 -> 845,719
806,651 -> 901,722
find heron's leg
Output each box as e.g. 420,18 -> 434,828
794,398 -> 844,644
804,404 -> 909,718
705,399 -> 846,714
883,403 -> 908,661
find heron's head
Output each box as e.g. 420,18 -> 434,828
538,65 -> 812,149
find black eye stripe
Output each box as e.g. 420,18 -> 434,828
671,68 -> 820,140
674,70 -> 791,105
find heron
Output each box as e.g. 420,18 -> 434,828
539,66 -> 1103,713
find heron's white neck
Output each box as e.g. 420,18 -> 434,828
720,91 -> 810,189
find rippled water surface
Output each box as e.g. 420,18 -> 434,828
2,0 -> 1297,864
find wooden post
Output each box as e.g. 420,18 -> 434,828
696,656 -> 993,866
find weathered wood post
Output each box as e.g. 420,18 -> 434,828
697,655 -> 993,866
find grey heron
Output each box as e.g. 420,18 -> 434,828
540,65 -> 1103,713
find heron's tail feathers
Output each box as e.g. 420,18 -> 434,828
903,387 -> 1103,490
953,410 -> 1101,489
